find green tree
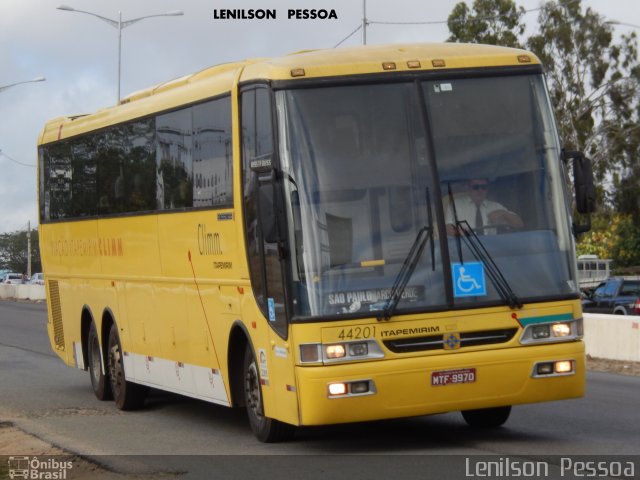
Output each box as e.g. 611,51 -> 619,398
0,228 -> 41,275
609,215 -> 640,268
527,0 -> 640,181
447,0 -> 526,48
527,0 -> 640,267
574,213 -> 614,258
446,0 -> 640,268
447,0 -> 640,187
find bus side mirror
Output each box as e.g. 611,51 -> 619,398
568,151 -> 596,214
564,150 -> 596,235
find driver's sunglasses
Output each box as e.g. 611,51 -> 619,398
470,184 -> 488,191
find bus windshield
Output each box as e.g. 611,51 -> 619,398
277,74 -> 578,319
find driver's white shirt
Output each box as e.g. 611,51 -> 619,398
444,195 -> 513,234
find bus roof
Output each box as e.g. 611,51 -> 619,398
241,42 -> 539,82
39,43 -> 540,145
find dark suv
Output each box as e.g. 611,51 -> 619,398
582,278 -> 640,315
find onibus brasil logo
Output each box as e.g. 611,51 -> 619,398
7,456 -> 73,479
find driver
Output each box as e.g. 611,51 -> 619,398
445,178 -> 523,235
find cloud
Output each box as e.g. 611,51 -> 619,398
1,0 -> 638,233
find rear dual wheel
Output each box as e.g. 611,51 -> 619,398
87,322 -> 112,401
107,324 -> 148,410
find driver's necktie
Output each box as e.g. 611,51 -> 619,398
475,205 -> 483,235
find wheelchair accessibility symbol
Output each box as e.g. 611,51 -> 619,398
452,262 -> 486,297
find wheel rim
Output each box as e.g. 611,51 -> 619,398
108,339 -> 123,399
244,360 -> 264,421
89,335 -> 101,385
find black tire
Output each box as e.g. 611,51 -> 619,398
243,345 -> 295,442
462,406 -> 511,428
87,322 -> 112,401
107,324 -> 148,410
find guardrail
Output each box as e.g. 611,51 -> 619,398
0,284 -> 46,301
0,286 -> 637,361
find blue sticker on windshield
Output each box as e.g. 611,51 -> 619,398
268,298 -> 276,322
452,262 -> 486,297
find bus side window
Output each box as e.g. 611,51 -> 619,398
193,97 -> 233,208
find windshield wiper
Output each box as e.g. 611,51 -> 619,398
447,183 -> 464,266
378,188 -> 435,321
446,183 -> 522,309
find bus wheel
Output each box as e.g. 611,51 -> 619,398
461,406 -> 511,428
243,346 -> 295,442
87,322 -> 112,401
107,324 -> 148,410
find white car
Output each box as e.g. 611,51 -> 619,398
29,273 -> 45,285
1,273 -> 24,284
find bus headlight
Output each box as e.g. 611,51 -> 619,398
325,344 -> 346,359
349,342 -> 368,356
328,382 -> 347,396
327,379 -> 377,398
324,343 -> 369,359
532,324 -> 551,339
520,318 -> 583,345
532,359 -> 575,377
551,323 -> 571,337
299,340 -> 384,364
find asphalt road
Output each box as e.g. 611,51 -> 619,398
1,300 -> 639,479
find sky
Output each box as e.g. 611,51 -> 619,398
0,0 -> 638,234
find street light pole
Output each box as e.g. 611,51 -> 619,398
118,11 -> 123,102
56,5 -> 183,103
606,20 -> 640,29
362,0 -> 367,45
0,77 -> 46,93
27,221 -> 31,279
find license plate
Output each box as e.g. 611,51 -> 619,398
431,368 -> 476,386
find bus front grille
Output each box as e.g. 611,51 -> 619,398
383,328 -> 518,353
48,280 -> 65,351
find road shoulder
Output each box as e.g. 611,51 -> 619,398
587,355 -> 640,376
0,421 -> 166,480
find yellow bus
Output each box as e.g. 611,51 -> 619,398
38,43 -> 595,442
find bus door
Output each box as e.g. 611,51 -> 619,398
241,85 -> 299,425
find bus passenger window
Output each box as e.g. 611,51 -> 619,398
193,97 -> 233,207
156,108 -> 193,210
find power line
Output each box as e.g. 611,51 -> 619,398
334,24 -> 363,48
0,149 -> 36,168
333,2 -> 553,47
369,5 -> 543,26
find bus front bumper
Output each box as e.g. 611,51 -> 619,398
294,341 -> 585,426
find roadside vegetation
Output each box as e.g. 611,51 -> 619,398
0,228 -> 41,274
